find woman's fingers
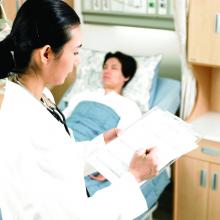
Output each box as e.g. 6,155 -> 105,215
89,174 -> 107,182
103,128 -> 122,144
129,147 -> 159,183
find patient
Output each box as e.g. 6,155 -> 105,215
63,51 -> 142,141
61,51 -> 170,213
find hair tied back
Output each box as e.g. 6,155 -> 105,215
0,35 -> 16,79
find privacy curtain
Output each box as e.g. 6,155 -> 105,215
173,0 -> 196,120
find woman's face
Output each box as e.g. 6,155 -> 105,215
102,57 -> 129,93
45,26 -> 82,86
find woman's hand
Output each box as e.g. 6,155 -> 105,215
89,173 -> 107,182
103,128 -> 121,144
129,147 -> 159,183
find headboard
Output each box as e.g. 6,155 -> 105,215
81,24 -> 181,80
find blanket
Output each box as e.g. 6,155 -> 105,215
66,101 -> 120,141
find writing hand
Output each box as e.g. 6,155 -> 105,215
129,147 -> 159,183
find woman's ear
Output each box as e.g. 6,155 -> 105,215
39,45 -> 53,64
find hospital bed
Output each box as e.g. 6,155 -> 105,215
57,45 -> 181,220
55,22 -> 181,220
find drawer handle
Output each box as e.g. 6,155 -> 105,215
211,173 -> 218,191
200,170 -> 207,187
216,13 -> 220,33
201,147 -> 219,157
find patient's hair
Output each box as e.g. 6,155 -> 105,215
0,0 -> 80,79
103,51 -> 137,88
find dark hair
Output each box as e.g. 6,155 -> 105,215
103,51 -> 137,88
0,0 -> 80,79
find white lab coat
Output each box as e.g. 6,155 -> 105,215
0,81 -> 147,220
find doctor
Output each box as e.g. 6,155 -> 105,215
0,0 -> 159,219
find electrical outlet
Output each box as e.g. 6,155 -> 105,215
102,0 -> 111,11
147,0 -> 157,14
93,0 -> 101,11
125,0 -> 146,13
158,0 -> 168,15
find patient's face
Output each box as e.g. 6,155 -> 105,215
102,57 -> 128,93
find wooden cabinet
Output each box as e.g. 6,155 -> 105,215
188,0 -> 220,66
175,156 -> 208,220
174,140 -> 220,220
174,0 -> 220,220
64,0 -> 74,7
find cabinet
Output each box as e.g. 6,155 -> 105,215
174,0 -> 220,220
174,140 -> 220,220
188,0 -> 220,66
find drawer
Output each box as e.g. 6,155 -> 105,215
187,139 -> 220,164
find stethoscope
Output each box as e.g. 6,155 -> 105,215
13,74 -> 71,136
41,95 -> 71,136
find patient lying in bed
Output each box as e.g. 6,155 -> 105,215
61,51 -> 170,212
63,51 -> 141,141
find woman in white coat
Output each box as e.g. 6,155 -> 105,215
0,0 -> 159,219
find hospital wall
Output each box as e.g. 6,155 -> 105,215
74,0 -> 181,80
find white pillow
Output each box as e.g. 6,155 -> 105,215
64,48 -> 162,113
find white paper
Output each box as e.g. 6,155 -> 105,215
88,108 -> 201,183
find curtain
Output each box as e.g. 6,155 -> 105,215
173,0 -> 196,120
